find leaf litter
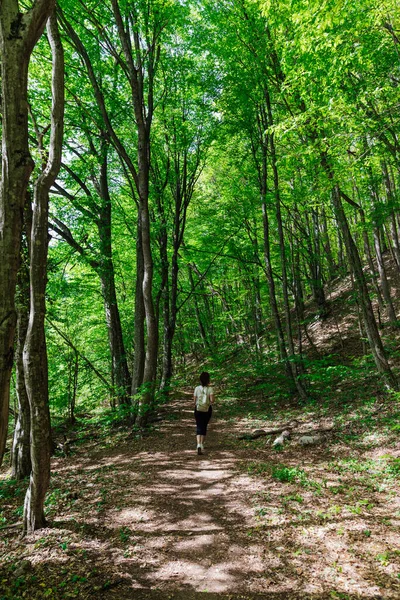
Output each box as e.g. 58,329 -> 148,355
1,393 -> 400,599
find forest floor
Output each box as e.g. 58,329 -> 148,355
1,386 -> 400,600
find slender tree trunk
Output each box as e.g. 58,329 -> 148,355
266,96 -> 307,400
110,0 -> 159,421
254,121 -> 289,368
262,200 -> 290,359
331,185 -> 397,389
68,350 -> 78,424
362,225 -> 385,321
310,208 -> 329,317
0,0 -> 54,466
188,267 -> 209,349
248,215 -> 263,354
138,144 -> 158,421
337,226 -> 345,272
131,215 -> 145,397
161,206 -> 185,390
97,152 -> 131,403
382,162 -> 400,272
159,218 -> 171,391
389,213 -> 400,273
23,11 -> 64,533
373,227 -> 397,325
11,204 -> 32,480
321,207 -> 336,279
367,171 -> 398,326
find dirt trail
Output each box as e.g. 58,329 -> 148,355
2,399 -> 397,599
83,404 -> 271,596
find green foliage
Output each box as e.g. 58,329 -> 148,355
119,527 -> 132,543
17,0 -> 400,431
272,465 -> 308,484
0,479 -> 26,501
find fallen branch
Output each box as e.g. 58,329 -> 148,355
238,420 -> 299,440
238,422 -> 334,441
0,522 -> 22,530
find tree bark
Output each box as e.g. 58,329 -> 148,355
110,0 -> 159,420
139,136 -> 159,402
68,350 -> 78,424
50,162 -> 131,404
158,213 -> 171,391
131,215 -> 145,397
373,227 -> 397,325
11,203 -> 33,480
310,208 -> 329,317
265,93 -> 307,400
97,148 -> 131,403
320,207 -> 336,279
382,161 -> 400,273
361,224 -> 385,321
188,267 -> 209,349
23,11 -> 64,533
331,185 -> 397,389
0,0 -> 55,467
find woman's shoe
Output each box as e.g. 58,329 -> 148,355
197,446 -> 203,455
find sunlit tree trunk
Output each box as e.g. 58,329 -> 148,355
0,0 -> 54,467
110,0 -> 159,422
23,11 -> 64,533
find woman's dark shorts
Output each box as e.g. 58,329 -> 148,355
194,406 -> 212,435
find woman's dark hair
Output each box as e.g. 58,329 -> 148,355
200,371 -> 210,386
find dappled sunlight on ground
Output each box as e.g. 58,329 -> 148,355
1,396 -> 400,599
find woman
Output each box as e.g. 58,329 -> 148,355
193,371 -> 214,455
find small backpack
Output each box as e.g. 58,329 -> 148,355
196,386 -> 209,412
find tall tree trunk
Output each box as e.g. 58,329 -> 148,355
331,185 -> 397,389
266,95 -> 307,400
310,208 -> 329,317
97,149 -> 131,403
68,350 -> 78,424
0,0 -> 54,466
110,0 -> 159,421
11,203 -> 33,480
23,11 -> 64,533
373,227 -> 397,325
367,170 -> 397,326
138,145 -> 158,420
161,214 -> 181,392
157,204 -> 171,392
261,198 -> 291,361
254,113 -> 289,368
188,267 -> 209,349
361,225 -> 385,321
131,215 -> 145,397
382,161 -> 400,273
320,207 -> 336,279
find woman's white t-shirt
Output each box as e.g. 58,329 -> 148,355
194,385 -> 212,412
